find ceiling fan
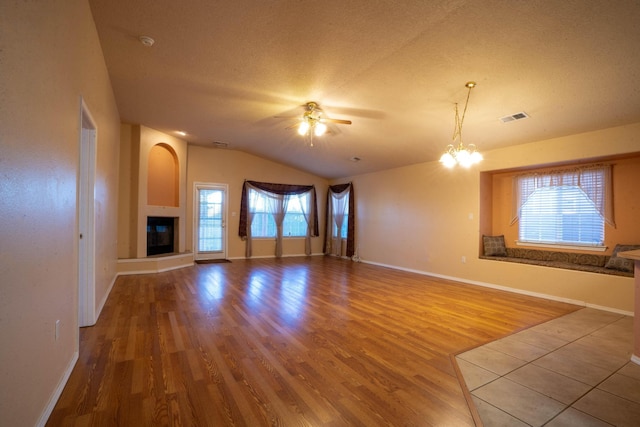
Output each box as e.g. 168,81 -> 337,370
279,102 -> 352,146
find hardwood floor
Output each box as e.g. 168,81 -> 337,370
47,257 -> 580,426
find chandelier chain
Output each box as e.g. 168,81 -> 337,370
439,81 -> 482,168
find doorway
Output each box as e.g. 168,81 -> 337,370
194,183 -> 228,260
78,99 -> 96,326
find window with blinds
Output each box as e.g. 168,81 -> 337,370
518,171 -> 606,246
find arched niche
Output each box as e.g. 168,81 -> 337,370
147,143 -> 179,207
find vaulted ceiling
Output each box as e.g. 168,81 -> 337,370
89,0 -> 640,179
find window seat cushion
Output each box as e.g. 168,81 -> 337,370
480,247 -> 633,277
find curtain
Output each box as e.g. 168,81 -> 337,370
239,180 -> 318,258
324,182 -> 355,257
297,189 -> 314,256
244,188 -> 259,257
511,164 -> 615,227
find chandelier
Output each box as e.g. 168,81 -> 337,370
439,81 -> 483,168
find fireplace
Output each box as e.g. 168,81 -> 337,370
147,216 -> 176,256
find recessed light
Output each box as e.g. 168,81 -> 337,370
176,131 -> 187,136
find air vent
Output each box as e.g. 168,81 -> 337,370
500,112 -> 530,123
212,141 -> 228,148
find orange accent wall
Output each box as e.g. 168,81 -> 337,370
484,154 -> 640,255
147,143 -> 179,207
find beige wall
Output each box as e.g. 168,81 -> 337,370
0,1 -> 121,426
338,123 -> 640,313
187,145 -> 329,258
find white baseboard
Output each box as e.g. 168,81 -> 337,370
36,350 -> 79,427
229,253 -> 325,260
631,354 -> 640,366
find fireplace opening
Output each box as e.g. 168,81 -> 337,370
147,216 -> 176,256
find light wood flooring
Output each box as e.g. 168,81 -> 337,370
47,256 -> 580,426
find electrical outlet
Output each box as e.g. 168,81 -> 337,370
55,320 -> 60,341
461,256 -> 466,264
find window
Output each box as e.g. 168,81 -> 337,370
519,186 -> 604,245
249,190 -> 310,238
333,202 -> 349,239
514,166 -> 613,247
239,180 -> 318,258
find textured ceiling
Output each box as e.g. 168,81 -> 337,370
89,0 -> 640,179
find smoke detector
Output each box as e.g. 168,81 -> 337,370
500,112 -> 529,123
139,35 -> 155,47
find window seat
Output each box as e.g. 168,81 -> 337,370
479,247 -> 633,277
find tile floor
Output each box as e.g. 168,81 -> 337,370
456,308 -> 640,426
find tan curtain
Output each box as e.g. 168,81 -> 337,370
297,188 -> 315,256
324,183 -> 355,257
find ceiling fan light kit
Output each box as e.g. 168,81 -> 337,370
290,102 -> 352,146
440,81 -> 483,168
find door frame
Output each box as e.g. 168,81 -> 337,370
193,182 -> 228,261
78,98 -> 96,327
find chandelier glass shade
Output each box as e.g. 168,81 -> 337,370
440,143 -> 483,168
440,82 -> 483,168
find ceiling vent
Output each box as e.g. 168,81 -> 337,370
212,141 -> 228,148
500,112 -> 529,123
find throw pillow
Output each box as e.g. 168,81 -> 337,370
605,244 -> 640,273
483,235 -> 507,257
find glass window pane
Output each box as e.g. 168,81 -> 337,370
248,190 -> 311,238
198,189 -> 223,251
519,181 -> 604,245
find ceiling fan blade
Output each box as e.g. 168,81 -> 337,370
285,122 -> 301,130
321,118 -> 352,125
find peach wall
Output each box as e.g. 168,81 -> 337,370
338,123 -> 640,313
186,145 -> 329,258
148,144 -> 179,207
0,1 -> 121,426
